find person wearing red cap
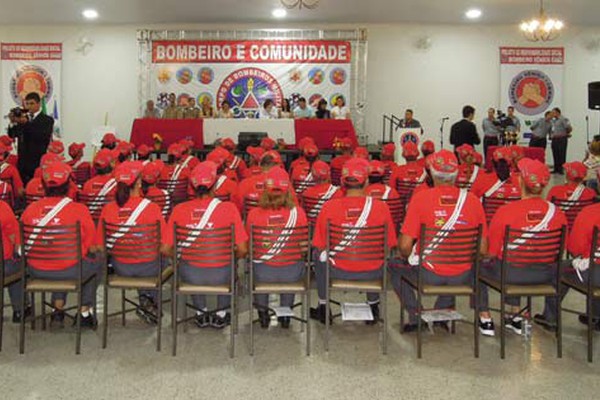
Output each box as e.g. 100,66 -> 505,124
178,139 -> 200,171
366,160 -> 400,200
546,161 -> 596,202
47,140 -> 64,156
455,144 -> 481,189
67,142 -> 91,184
416,140 -> 436,170
311,158 -> 397,325
26,154 -> 79,201
0,135 -> 18,167
142,160 -> 171,217
160,143 -> 191,188
82,149 -> 117,199
114,141 -> 135,165
289,138 -> 317,176
353,147 -> 370,160
219,138 -> 247,181
392,149 -> 493,335
21,162 -> 99,328
0,141 -> 24,203
301,160 -> 344,222
330,139 -> 355,182
471,147 -> 521,200
291,144 -> 320,194
164,161 -> 248,328
380,142 -> 397,175
389,142 -> 426,194
260,137 -> 276,151
101,133 -> 118,150
136,144 -> 153,165
246,166 -> 308,329
200,148 -> 239,203
483,158 -> 568,335
234,150 -> 284,211
242,146 -> 265,179
96,161 -> 168,324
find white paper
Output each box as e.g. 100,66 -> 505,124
341,303 -> 373,321
272,306 -> 294,318
420,309 -> 464,323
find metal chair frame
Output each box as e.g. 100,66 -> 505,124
77,193 -> 114,223
550,197 -> 596,232
482,196 -> 521,225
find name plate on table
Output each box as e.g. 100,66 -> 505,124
204,118 -> 296,145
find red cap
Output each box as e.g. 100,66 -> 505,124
297,137 -> 316,151
137,144 -> 152,158
48,140 -> 64,154
311,160 -> 330,181
0,135 -> 14,147
303,144 -> 319,158
342,158 -> 370,185
493,147 -> 512,163
114,161 -> 144,186
206,147 -> 230,166
421,140 -> 435,154
260,137 -> 276,151
221,138 -> 236,151
167,143 -> 184,159
518,158 -> 550,190
265,167 -> 291,192
42,162 -> 72,188
473,152 -> 483,166
68,142 -> 85,158
179,139 -> 194,151
102,133 -> 117,146
341,137 -> 354,151
368,160 -> 386,177
353,147 -> 369,160
456,144 -> 475,161
0,142 -> 13,161
247,146 -> 265,162
509,145 -> 525,161
94,149 -> 114,169
116,141 -> 134,157
190,161 -> 218,189
141,161 -> 163,184
402,142 -> 419,158
382,143 -> 396,157
260,150 -> 282,166
564,161 -> 587,181
426,149 -> 459,174
40,152 -> 64,167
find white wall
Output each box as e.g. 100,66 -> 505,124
1,23 -> 599,163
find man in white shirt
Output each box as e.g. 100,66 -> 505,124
331,96 -> 351,120
293,97 -> 315,119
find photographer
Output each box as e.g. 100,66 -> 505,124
7,92 -> 54,184
503,106 -> 521,145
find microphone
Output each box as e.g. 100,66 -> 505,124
442,117 -> 450,121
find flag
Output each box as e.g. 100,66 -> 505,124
41,97 -> 48,115
52,99 -> 61,138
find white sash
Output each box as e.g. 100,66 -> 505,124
308,185 -> 339,218
214,175 -> 227,192
468,166 -> 480,185
106,199 -> 151,248
229,156 -> 240,170
382,185 -> 392,200
171,163 -> 186,182
256,207 -> 299,262
72,159 -> 83,169
25,198 -> 72,249
297,172 -> 314,193
321,197 -> 373,264
0,181 -> 8,197
90,178 -> 117,212
142,160 -> 150,166
484,179 -> 506,198
0,163 -> 9,175
160,189 -> 171,215
507,202 -> 556,251
178,198 -> 221,248
417,170 -> 427,184
567,184 -> 586,202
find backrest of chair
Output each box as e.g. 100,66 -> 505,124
331,167 -> 342,186
456,181 -> 473,191
293,178 -> 316,195
327,223 -> 387,264
215,193 -> 231,202
158,179 -> 189,205
146,193 -> 172,219
0,180 -> 14,208
77,193 -> 114,222
20,222 -> 82,265
551,197 -> 596,231
25,194 -> 43,206
173,224 -> 234,268
243,197 -> 260,220
501,225 -> 566,270
103,220 -> 161,260
383,166 -> 392,185
396,180 -> 419,202
301,194 -> 326,226
382,197 -> 405,230
73,168 -> 91,187
418,225 -> 482,268
250,224 -> 309,265
482,196 -> 521,224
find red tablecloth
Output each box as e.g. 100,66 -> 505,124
130,119 -> 204,149
485,146 -> 545,170
294,119 -> 358,150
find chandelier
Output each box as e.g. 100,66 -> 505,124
280,0 -> 320,10
520,0 -> 564,42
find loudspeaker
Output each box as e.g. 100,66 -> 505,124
589,82 -> 600,110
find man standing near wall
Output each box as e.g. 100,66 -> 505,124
450,105 -> 481,154
550,107 -> 573,175
529,111 -> 553,149
482,108 -> 501,162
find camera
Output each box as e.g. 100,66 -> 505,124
4,107 -> 29,120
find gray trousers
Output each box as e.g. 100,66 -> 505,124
179,263 -> 231,311
542,267 -> 600,322
314,257 -> 382,303
480,259 -> 558,319
113,259 -> 163,303
29,259 -> 100,307
4,259 -> 23,312
253,262 -> 305,309
390,264 -> 474,324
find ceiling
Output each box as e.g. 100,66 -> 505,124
1,0 -> 599,26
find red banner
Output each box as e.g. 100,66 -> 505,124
500,47 -> 564,65
1,43 -> 62,60
152,40 -> 351,64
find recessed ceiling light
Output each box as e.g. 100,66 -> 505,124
82,9 -> 99,20
272,8 -> 287,19
465,8 -> 482,20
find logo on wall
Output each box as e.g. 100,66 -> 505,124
330,68 -> 347,85
509,69 -> 554,116
197,67 -> 214,85
399,131 -> 420,146
10,65 -> 53,105
217,67 -> 284,119
176,67 -> 193,85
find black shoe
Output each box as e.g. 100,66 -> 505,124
505,316 -> 523,335
50,310 -> 65,328
578,315 -> 600,331
211,313 -> 231,330
365,304 -> 380,326
278,317 -> 291,329
402,322 -> 422,333
479,319 -> 496,337
76,313 -> 98,329
136,296 -> 158,325
309,304 -> 332,325
433,321 -> 450,332
258,310 -> 270,329
12,306 -> 32,324
533,314 -> 557,332
194,312 -> 210,328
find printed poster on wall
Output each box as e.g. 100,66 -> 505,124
1,42 -> 62,136
500,47 -> 564,141
150,40 -> 351,118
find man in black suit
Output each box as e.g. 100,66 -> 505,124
7,92 -> 54,184
450,105 -> 481,154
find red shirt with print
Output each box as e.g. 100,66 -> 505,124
0,163 -> 23,194
471,172 -> 521,199
546,183 -> 596,202
366,183 -> 400,200
82,174 -> 117,197
0,200 -> 19,260
568,203 -> 600,259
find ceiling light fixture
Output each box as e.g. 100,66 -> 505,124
272,8 -> 288,18
520,0 -> 564,42
82,9 -> 99,20
465,8 -> 482,20
280,0 -> 320,10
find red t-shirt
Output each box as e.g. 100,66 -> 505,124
227,156 -> 248,181
182,155 -> 200,171
471,172 -> 521,199
402,186 -> 487,276
0,200 -> 18,260
242,165 -> 262,179
144,186 -> 171,217
568,203 -> 600,259
366,183 -> 400,200
246,206 -> 308,267
0,181 -> 14,206
160,163 -> 191,181
488,198 -> 568,260
330,154 -> 352,172
25,178 -> 78,200
389,162 -> 425,194
546,183 -> 596,202
456,164 -> 481,188
96,196 -> 167,264
0,163 -> 23,194
312,196 -> 397,272
165,198 -> 247,268
289,157 -> 308,176
291,164 -> 316,194
21,197 -> 96,270
235,173 -> 267,210
82,174 -> 117,197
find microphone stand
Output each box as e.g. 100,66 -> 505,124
586,115 -> 590,144
439,118 -> 448,149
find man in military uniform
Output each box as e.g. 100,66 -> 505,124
163,92 -> 182,119
550,107 -> 573,175
183,98 -> 201,119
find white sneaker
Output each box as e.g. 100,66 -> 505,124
479,319 -> 496,337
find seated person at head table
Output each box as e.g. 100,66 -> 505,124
259,99 -> 279,119
330,96 -> 351,120
315,99 -> 331,120
143,100 -> 161,119
217,100 -> 235,119
293,97 -> 315,120
280,98 -> 294,119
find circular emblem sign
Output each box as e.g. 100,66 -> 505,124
10,65 -> 53,105
509,69 -> 554,116
400,131 -> 420,146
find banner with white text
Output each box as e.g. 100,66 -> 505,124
1,42 -> 62,136
150,40 -> 352,118
500,47 -> 564,141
